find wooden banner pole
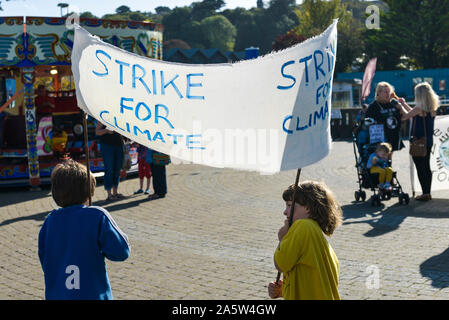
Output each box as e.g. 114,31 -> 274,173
82,111 -> 92,206
275,168 -> 302,284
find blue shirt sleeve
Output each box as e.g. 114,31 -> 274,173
98,210 -> 130,262
38,217 -> 49,268
367,153 -> 375,169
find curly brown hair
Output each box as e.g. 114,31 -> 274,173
51,159 -> 95,207
282,180 -> 342,236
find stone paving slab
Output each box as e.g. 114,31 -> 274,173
1,141 -> 449,300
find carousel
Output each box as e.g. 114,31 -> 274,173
0,16 -> 163,187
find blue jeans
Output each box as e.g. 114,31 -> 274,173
100,143 -> 124,191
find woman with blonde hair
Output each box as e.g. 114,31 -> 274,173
398,82 -> 440,201
365,82 -> 406,159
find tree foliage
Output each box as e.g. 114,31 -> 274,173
272,30 -> 307,51
200,15 -> 237,51
364,0 -> 449,70
95,0 -> 449,72
294,0 -> 364,73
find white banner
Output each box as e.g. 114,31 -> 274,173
71,21 -> 338,174
410,115 -> 449,193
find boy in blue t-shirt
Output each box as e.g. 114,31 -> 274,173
38,159 -> 130,300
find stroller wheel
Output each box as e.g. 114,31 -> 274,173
370,194 -> 381,206
400,193 -> 410,205
382,191 -> 391,201
360,191 -> 366,202
355,191 -> 361,202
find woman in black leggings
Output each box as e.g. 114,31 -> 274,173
397,82 -> 440,201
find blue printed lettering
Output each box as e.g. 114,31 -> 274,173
155,104 -> 174,129
313,50 -> 325,81
115,59 -> 129,85
135,102 -> 151,121
282,115 -> 293,134
186,134 -> 205,150
120,97 -> 133,114
186,73 -> 204,100
153,131 -> 166,143
92,50 -> 111,77
160,71 -> 183,99
132,64 -> 151,95
277,60 -> 296,90
167,133 -> 184,144
99,110 -> 114,128
133,125 -> 152,141
299,55 -> 312,83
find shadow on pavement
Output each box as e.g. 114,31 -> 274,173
0,185 -> 52,208
0,211 -> 48,227
420,247 -> 449,288
92,195 -> 152,213
341,198 -> 449,238
0,196 -> 151,227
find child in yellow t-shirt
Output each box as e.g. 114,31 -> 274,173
268,180 -> 343,300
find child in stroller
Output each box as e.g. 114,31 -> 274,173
352,120 -> 409,206
366,142 -> 393,190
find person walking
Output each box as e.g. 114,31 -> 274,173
38,159 -> 130,300
95,121 -> 125,201
365,82 -> 406,163
397,82 -> 440,201
146,148 -> 170,200
268,181 -> 342,300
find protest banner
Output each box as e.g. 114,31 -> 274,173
71,20 -> 338,174
410,115 -> 449,193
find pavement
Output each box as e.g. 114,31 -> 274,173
1,140 -> 449,300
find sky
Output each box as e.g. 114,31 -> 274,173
0,0 -> 267,17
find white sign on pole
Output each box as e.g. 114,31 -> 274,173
369,124 -> 385,144
71,21 -> 338,174
410,115 -> 449,193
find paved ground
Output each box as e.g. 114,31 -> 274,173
1,140 -> 449,300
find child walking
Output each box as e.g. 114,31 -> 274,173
38,159 -> 130,300
268,180 -> 342,300
134,144 -> 152,195
367,142 -> 394,190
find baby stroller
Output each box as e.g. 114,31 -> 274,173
352,118 -> 410,206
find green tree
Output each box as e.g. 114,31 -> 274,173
80,11 -> 98,19
191,0 -> 225,21
155,6 -> 171,15
115,5 -> 131,14
364,0 -> 449,70
199,15 -> 237,51
161,7 -> 193,41
222,8 -> 262,51
256,0 -> 298,54
294,0 -> 364,73
272,29 -> 307,51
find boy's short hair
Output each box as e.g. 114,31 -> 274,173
376,142 -> 392,154
51,159 -> 96,207
282,180 -> 342,236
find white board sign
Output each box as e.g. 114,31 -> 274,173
410,115 -> 449,193
369,124 -> 385,144
71,21 -> 338,174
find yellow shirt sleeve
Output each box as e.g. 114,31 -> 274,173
274,219 -> 340,300
275,219 -> 310,273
